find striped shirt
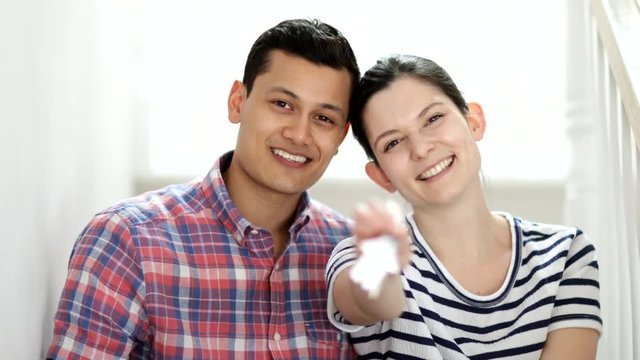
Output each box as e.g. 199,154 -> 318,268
48,151 -> 355,360
326,212 -> 602,359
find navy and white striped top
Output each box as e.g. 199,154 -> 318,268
326,212 -> 601,359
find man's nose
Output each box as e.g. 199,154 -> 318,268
283,117 -> 312,145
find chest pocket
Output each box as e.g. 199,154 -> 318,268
305,321 -> 352,359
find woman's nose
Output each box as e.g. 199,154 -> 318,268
409,135 -> 433,160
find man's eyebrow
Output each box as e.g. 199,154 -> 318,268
319,103 -> 345,117
268,86 -> 299,100
268,86 -> 345,117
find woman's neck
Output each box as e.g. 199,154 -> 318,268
411,183 -> 509,263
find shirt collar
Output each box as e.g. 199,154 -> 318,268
201,151 -> 312,245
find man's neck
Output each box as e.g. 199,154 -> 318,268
222,162 -> 302,249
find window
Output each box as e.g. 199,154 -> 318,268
141,0 -> 567,181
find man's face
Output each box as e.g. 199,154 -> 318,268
227,50 -> 352,197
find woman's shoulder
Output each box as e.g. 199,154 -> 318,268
504,214 -> 598,279
495,211 -> 585,240
495,212 -> 593,261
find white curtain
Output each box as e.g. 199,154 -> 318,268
564,0 -> 640,358
0,1 -> 136,357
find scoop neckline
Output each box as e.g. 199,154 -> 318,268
406,212 -> 522,307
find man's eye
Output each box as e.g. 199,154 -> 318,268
273,100 -> 291,109
317,115 -> 335,124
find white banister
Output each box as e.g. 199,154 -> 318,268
566,0 -> 640,358
592,0 -> 640,151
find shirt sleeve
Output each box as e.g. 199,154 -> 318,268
549,229 -> 602,334
47,211 -> 148,359
325,236 -> 366,333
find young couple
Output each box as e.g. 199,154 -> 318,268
48,19 -> 601,359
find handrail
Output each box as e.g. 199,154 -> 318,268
592,0 -> 640,151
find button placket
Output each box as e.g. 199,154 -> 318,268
269,262 -> 286,353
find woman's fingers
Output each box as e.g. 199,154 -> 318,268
353,200 -> 412,269
353,200 -> 403,239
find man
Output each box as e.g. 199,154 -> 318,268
47,18 -> 360,359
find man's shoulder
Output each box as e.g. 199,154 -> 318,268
306,198 -> 353,233
96,180 -> 205,227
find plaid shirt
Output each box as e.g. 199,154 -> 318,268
48,152 -> 355,359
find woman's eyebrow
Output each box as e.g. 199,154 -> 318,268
417,101 -> 444,120
373,129 -> 399,149
373,101 -> 445,148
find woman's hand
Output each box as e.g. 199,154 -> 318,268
332,200 -> 411,325
352,200 -> 412,270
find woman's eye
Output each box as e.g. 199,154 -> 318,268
426,113 -> 443,125
384,139 -> 400,152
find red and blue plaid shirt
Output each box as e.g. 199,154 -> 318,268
47,152 -> 355,359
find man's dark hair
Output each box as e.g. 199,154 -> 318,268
242,19 -> 360,118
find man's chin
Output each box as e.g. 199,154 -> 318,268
270,179 -> 318,197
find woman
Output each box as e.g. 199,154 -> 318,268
326,55 -> 601,359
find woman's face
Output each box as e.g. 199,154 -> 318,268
362,76 -> 486,210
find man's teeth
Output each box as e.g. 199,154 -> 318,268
272,149 -> 308,164
419,157 -> 453,180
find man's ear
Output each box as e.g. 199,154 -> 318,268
342,122 -> 350,140
365,161 -> 397,193
338,122 -> 350,145
228,80 -> 246,124
465,102 -> 486,141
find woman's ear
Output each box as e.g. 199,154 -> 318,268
228,80 -> 246,124
465,102 -> 487,141
365,161 -> 397,193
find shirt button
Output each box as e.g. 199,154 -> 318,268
250,229 -> 259,235
274,332 -> 281,341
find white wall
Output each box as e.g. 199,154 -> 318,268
309,180 -> 565,225
143,0 -> 569,184
139,177 -> 565,225
0,1 -> 135,358
0,2 -> 47,357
